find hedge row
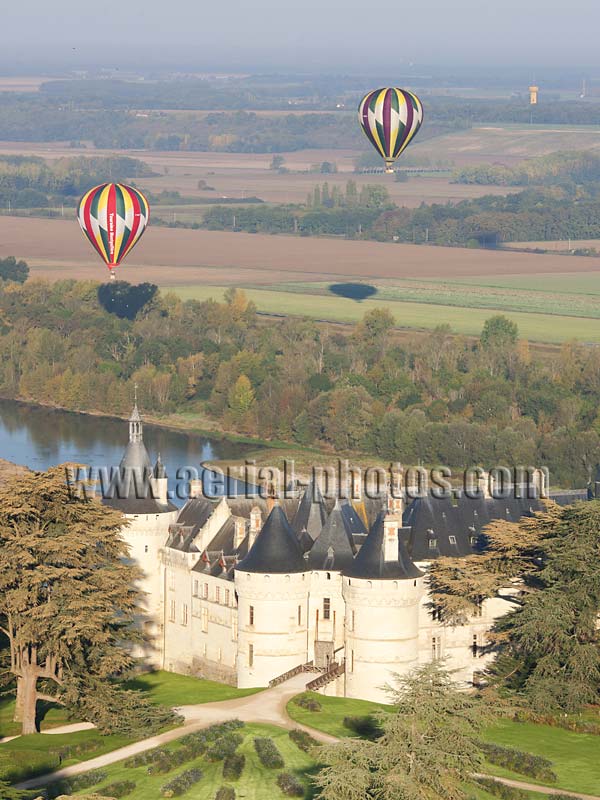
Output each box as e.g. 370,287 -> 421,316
160,767 -> 203,798
481,742 -> 557,783
288,729 -> 319,752
215,787 -> 236,800
223,753 -> 245,780
293,693 -> 322,712
100,780 -> 137,798
474,777 -> 529,800
277,772 -> 305,797
253,737 -> 285,768
206,733 -> 244,762
47,769 -> 108,798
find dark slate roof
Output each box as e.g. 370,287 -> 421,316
308,500 -> 356,572
344,512 -> 422,580
292,479 -> 327,544
403,496 -> 473,560
340,500 -> 368,536
236,504 -> 306,574
154,455 -> 167,479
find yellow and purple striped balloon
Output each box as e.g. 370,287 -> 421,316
77,183 -> 150,275
358,88 -> 424,173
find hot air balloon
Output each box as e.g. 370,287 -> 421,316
77,183 -> 149,278
358,88 -> 424,174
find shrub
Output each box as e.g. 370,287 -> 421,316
293,693 -> 322,712
215,787 -> 236,800
160,767 -> 203,797
100,780 -> 137,798
288,729 -> 319,752
481,742 -> 557,783
223,753 -> 245,780
342,715 -> 383,740
277,772 -> 305,797
253,737 -> 284,768
206,733 -> 244,761
47,769 -> 108,798
474,777 -> 528,800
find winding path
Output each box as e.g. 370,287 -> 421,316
13,676 -> 600,799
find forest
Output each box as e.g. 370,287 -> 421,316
0,278 -> 597,488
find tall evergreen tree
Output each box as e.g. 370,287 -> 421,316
313,662 -> 489,800
0,468 -> 142,734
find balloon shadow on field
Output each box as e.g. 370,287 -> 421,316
328,283 -> 378,302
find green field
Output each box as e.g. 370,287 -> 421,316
168,284 -> 600,344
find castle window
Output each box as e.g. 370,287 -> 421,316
326,572 -> 331,580
448,535 -> 457,545
225,589 -> 230,606
215,586 -> 221,604
431,636 -> 440,659
323,598 -> 331,620
432,606 -> 443,622
298,605 -> 302,625
351,649 -> 354,673
203,583 -> 209,599
169,600 -> 176,622
249,605 -> 255,626
201,607 -> 208,633
472,634 -> 479,657
168,571 -> 176,591
181,603 -> 189,626
351,610 -> 355,631
473,596 -> 483,618
144,545 -> 149,553
249,644 -> 254,668
193,579 -> 199,597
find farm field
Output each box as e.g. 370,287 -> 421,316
169,284 -> 600,344
3,217 -> 600,285
508,238 -> 600,252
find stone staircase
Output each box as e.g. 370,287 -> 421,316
306,659 -> 345,691
268,661 -> 319,688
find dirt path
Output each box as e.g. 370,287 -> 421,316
14,677 -> 599,799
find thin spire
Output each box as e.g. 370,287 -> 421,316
129,385 -> 143,443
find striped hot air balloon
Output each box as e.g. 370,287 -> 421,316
77,183 -> 149,277
358,88 -> 424,174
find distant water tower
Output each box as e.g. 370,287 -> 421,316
529,85 -> 539,105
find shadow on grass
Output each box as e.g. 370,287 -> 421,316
328,283 -> 377,302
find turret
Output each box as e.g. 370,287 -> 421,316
234,505 -> 309,687
342,511 -> 424,702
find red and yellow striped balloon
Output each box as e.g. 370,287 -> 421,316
77,183 -> 150,274
358,88 -> 424,173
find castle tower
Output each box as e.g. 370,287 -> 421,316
343,510 -> 424,702
234,505 -> 309,688
104,404 -> 178,665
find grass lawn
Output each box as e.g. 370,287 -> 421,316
287,693 -> 600,796
69,723 -> 316,800
0,728 -> 134,784
286,692 -> 390,739
482,718 -> 600,796
168,284 -> 600,344
124,671 -> 263,707
0,698 -> 73,738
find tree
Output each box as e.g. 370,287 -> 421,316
430,502 -> 600,713
313,662 -> 489,800
270,155 -> 285,170
228,374 -> 255,422
480,315 -> 519,350
0,256 -> 28,284
0,467 -> 142,734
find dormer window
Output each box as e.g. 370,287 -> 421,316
448,535 -> 457,545
429,539 -> 437,549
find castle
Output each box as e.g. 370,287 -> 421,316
104,405 -> 583,704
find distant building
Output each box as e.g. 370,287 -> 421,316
105,406 -> 587,703
529,85 -> 539,105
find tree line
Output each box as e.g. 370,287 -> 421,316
0,279 -> 597,487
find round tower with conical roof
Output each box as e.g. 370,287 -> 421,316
234,504 -> 309,688
104,403 -> 178,665
342,510 -> 424,702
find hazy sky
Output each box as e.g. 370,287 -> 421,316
3,0 -> 600,72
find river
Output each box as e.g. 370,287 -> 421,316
0,399 -> 255,504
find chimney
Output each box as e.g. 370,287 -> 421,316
189,479 -> 203,499
350,467 -> 362,501
249,506 -> 262,550
234,517 -> 246,549
478,470 -> 492,499
389,470 -> 404,517
383,512 -> 399,562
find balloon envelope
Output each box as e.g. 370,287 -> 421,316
77,183 -> 150,271
358,88 -> 424,173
